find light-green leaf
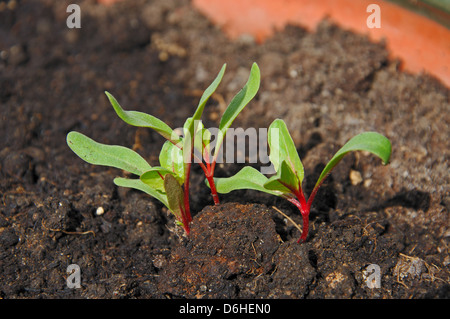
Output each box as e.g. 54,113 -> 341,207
193,64 -> 226,123
315,132 -> 392,189
105,91 -> 181,144
219,63 -> 260,132
212,166 -> 281,196
268,119 -> 304,184
193,123 -> 212,162
184,64 -> 227,145
159,140 -> 185,181
113,177 -> 169,208
67,131 -> 151,176
263,160 -> 299,194
140,167 -> 179,192
164,174 -> 185,222
215,62 -> 260,156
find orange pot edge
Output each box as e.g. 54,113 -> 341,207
192,0 -> 450,88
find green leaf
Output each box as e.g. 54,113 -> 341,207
140,167 -> 179,192
67,131 -> 151,176
113,177 -> 169,208
315,132 -> 392,189
200,128 -> 212,161
263,177 -> 291,194
105,91 -> 181,144
180,118 -> 194,182
159,140 -> 185,181
212,166 -> 281,196
193,124 -> 212,162
164,174 -> 185,222
192,64 -> 226,123
268,119 -> 304,184
215,62 -> 260,156
263,160 -> 299,194
183,64 -> 227,145
218,63 -> 260,131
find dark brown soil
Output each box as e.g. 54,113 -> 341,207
1,0 -> 449,299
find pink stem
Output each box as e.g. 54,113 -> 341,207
199,145 -> 220,205
184,162 -> 192,225
292,179 -> 326,242
179,203 -> 190,235
206,173 -> 220,205
287,195 -> 310,243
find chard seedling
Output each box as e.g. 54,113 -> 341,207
195,62 -> 260,204
212,119 -> 392,242
67,63 -> 260,235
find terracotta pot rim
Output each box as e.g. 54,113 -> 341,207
97,0 -> 450,88
192,0 -> 450,88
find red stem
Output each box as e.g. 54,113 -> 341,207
179,203 -> 190,235
207,158 -> 220,205
206,173 -> 220,205
184,162 -> 192,225
289,180 -> 325,243
201,144 -> 220,205
283,185 -> 311,243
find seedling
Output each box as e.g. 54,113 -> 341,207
212,119 -> 392,242
67,63 -> 260,235
197,63 -> 260,204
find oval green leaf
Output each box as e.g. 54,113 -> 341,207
194,126 -> 212,162
268,119 -> 304,184
315,132 -> 392,188
164,173 -> 185,221
263,160 -> 299,194
113,177 -> 169,208
214,63 -> 260,156
183,64 -> 226,144
105,91 -> 181,144
212,166 -> 281,196
140,167 -> 179,192
192,64 -> 226,123
159,140 -> 185,180
67,131 -> 151,176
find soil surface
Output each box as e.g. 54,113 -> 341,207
1,0 -> 449,299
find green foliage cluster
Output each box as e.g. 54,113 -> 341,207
67,62 -> 391,242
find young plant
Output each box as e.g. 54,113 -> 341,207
194,62 -> 261,205
212,119 -> 392,243
66,62 -> 260,235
